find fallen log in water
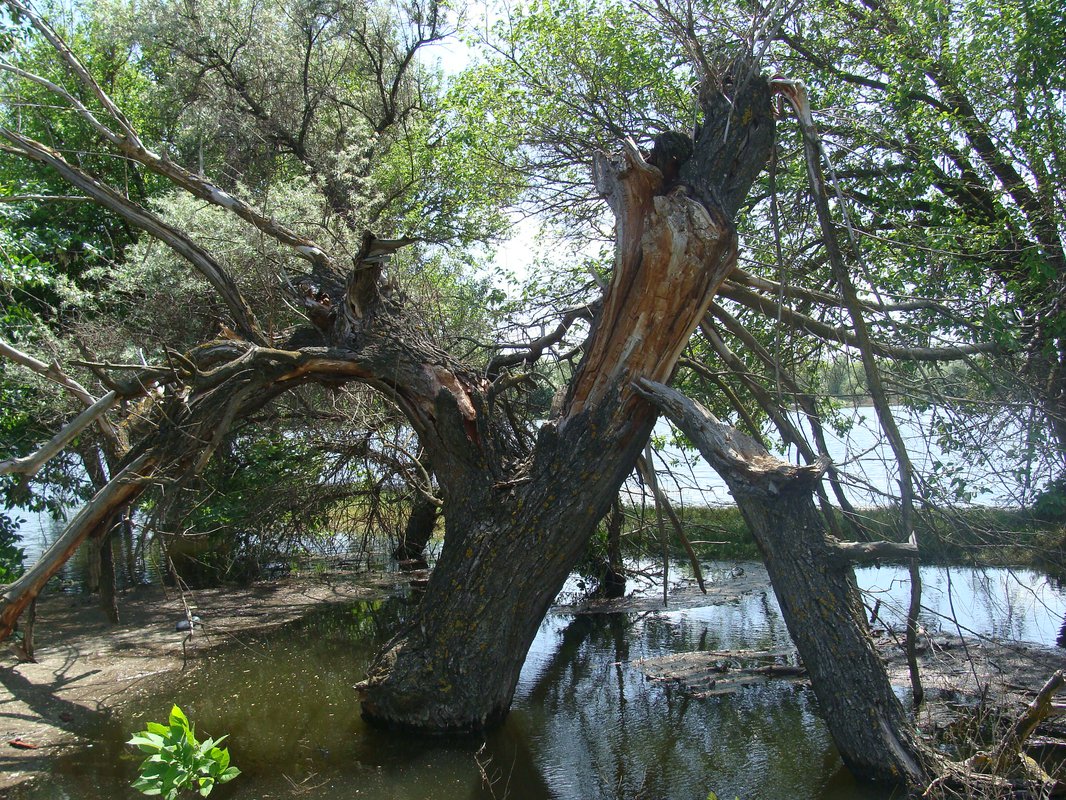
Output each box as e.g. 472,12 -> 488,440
636,649 -> 808,697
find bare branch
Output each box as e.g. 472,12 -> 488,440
0,452 -> 157,639
718,281 -> 1002,361
829,539 -> 919,564
0,0 -> 341,278
0,336 -> 122,448
0,131 -> 265,342
0,390 -> 119,478
2,0 -> 144,145
0,194 -> 93,203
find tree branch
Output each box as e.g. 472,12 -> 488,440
0,132 -> 265,342
0,337 -> 122,449
0,390 -> 119,478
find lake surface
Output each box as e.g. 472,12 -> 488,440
637,404 -> 1056,508
9,561 -> 1066,800
6,403 -> 1059,569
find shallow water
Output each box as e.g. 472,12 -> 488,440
11,562 -> 1066,800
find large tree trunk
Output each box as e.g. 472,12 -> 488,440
634,379 -> 940,787
358,70 -> 775,730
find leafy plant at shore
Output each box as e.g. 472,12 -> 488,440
128,705 -> 239,799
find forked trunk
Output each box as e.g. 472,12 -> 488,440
361,404 -> 655,729
359,69 -> 775,730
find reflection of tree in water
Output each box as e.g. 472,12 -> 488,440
503,609 -> 865,800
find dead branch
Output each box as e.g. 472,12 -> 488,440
635,453 -> 706,593
985,670 -> 1066,776
717,281 -> 1003,361
0,337 -> 123,450
0,133 -> 265,343
829,539 -> 919,564
0,453 -> 157,639
0,390 -> 119,477
773,74 -> 924,707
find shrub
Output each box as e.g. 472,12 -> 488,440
128,705 -> 240,799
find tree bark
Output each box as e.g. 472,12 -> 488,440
357,70 -> 774,731
96,524 -> 120,624
600,498 -> 626,599
393,490 -> 439,562
633,379 -> 939,787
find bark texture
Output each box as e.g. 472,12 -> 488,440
393,491 -> 439,562
633,379 -> 938,787
356,73 -> 774,731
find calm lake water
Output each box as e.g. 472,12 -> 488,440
7,561 -> 1066,800
638,404 -> 1055,508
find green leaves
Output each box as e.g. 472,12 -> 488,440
127,705 -> 240,800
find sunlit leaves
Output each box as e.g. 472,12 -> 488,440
128,705 -> 240,800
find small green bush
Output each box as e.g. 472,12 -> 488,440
128,705 -> 240,799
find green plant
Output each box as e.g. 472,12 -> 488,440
0,513 -> 25,583
128,705 -> 240,799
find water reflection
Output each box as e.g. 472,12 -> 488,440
514,608 -> 881,800
14,562 -> 1066,800
858,565 -> 1066,645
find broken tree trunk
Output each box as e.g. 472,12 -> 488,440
357,69 -> 774,731
633,378 -> 939,787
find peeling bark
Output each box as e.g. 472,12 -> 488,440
358,71 -> 774,731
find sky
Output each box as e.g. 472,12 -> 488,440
416,2 -> 549,288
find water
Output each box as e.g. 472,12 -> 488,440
638,404 -> 1055,508
859,564 -> 1066,645
9,562 -> 1065,800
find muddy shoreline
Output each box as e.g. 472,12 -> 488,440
2,569 -> 1065,795
0,575 -> 391,793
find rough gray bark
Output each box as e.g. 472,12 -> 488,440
95,525 -> 119,624
633,378 -> 939,787
356,70 -> 775,731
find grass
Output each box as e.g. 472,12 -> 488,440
612,504 -> 1066,572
